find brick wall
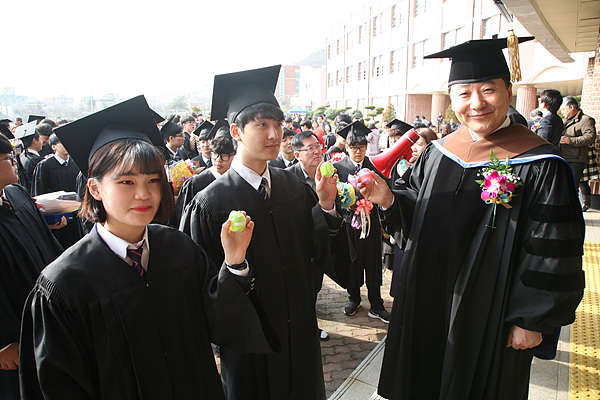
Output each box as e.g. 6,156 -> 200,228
406,94 -> 433,123
580,27 -> 600,196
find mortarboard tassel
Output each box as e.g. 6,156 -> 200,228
506,30 -> 521,83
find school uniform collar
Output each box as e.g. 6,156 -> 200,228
231,156 -> 271,196
53,154 -> 69,165
96,222 -> 150,269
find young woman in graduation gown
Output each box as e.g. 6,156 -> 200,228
19,98 -> 275,400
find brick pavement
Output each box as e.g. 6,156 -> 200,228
318,273 -> 394,398
213,270 -> 394,399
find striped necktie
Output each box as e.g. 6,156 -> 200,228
258,177 -> 269,203
127,246 -> 145,277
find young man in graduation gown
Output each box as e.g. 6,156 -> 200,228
267,127 -> 297,169
15,121 -> 44,193
191,120 -> 215,168
333,121 -> 390,322
160,118 -> 184,163
175,114 -> 199,161
359,37 -> 585,399
19,96 -> 275,400
180,65 -> 351,400
31,133 -> 84,249
0,135 -> 63,400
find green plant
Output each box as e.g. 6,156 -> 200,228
351,110 -> 363,120
382,104 -> 396,122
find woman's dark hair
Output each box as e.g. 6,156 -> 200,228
210,135 -> 237,154
415,127 -> 438,144
0,134 -> 12,153
441,123 -> 452,137
234,103 -> 285,130
79,139 -> 174,224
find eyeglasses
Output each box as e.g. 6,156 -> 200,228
348,146 -> 367,151
0,153 -> 16,166
297,145 -> 323,153
210,152 -> 235,161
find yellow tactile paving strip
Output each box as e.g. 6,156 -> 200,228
570,241 -> 600,399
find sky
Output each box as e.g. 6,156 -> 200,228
0,0 -> 359,101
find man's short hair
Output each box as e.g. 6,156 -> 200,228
15,117 -> 23,123
563,96 -> 580,110
282,127 -> 295,139
334,114 -> 352,126
36,123 -> 54,137
210,135 -> 236,154
540,89 -> 563,113
529,109 -> 543,118
234,102 -> 285,130
291,130 -> 319,151
57,118 -> 70,125
180,114 -> 196,125
22,130 -> 40,148
300,120 -> 312,129
40,118 -> 57,128
347,133 -> 367,146
284,116 -> 293,123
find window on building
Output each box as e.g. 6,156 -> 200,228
442,27 -> 464,49
336,39 -> 341,55
359,25 -> 363,44
392,1 -> 404,27
337,70 -> 343,86
412,40 -> 427,68
346,33 -> 350,50
372,55 -> 383,77
373,14 -> 383,37
482,15 -> 507,39
328,73 -> 333,87
392,5 -> 397,27
327,45 -> 332,59
414,0 -> 428,17
358,61 -> 368,81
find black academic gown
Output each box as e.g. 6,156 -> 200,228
377,125 -> 585,400
176,132 -> 199,160
173,169 -> 216,229
180,167 -> 351,400
334,157 -> 385,307
18,150 -> 43,193
31,156 -> 84,249
19,224 -> 274,400
323,145 -> 346,161
0,184 -> 63,400
267,154 -> 296,169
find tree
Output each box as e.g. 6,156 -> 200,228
444,104 -> 457,123
191,106 -> 202,115
382,103 -> 396,122
375,107 -> 384,114
351,109 -> 363,120
168,96 -> 188,112
325,108 -> 340,121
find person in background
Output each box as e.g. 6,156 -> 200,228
35,123 -> 54,158
527,109 -> 543,128
160,118 -> 184,163
0,134 -> 63,400
536,89 -> 563,146
367,122 -> 380,156
174,134 -> 237,227
559,96 -> 597,211
268,127 -> 297,169
176,114 -> 199,161
31,133 -> 84,249
15,122 -> 44,192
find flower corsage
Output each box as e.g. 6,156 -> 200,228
337,169 -> 375,239
475,150 -> 522,229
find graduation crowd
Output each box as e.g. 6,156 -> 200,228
0,35 -> 591,400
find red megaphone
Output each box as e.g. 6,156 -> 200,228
370,128 -> 419,178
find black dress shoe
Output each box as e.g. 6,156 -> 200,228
344,300 -> 360,316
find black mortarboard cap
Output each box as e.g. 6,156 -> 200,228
0,119 -> 11,125
54,95 -> 165,176
211,120 -> 231,139
386,118 -> 412,133
424,36 -> 534,86
0,124 -> 13,139
14,121 -> 37,139
210,65 -> 281,123
160,120 -> 183,141
150,109 -> 165,124
193,120 -> 215,140
337,121 -> 371,140
28,115 -> 45,124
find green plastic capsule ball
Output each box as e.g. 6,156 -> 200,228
229,211 -> 246,232
320,162 -> 335,178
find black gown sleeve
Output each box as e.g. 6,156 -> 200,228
19,278 -> 96,400
504,158 -> 585,333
